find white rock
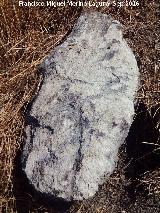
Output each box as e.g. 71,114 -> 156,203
22,12 -> 139,201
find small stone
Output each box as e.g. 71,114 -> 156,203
22,12 -> 139,201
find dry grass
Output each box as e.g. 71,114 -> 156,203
0,1 -> 81,211
0,0 -> 159,212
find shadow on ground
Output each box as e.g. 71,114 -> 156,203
125,103 -> 160,197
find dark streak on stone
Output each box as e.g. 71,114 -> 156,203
76,106 -> 84,172
112,72 -> 120,83
71,106 -> 85,199
45,125 -> 54,134
56,73 -> 93,85
105,50 -> 118,60
26,115 -> 54,134
112,39 -> 120,44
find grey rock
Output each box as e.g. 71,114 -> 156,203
22,12 -> 139,201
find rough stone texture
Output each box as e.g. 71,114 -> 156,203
22,12 -> 139,201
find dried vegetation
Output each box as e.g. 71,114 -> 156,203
0,0 -> 159,212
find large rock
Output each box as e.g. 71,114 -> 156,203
22,12 -> 139,201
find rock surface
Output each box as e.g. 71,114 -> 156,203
22,12 -> 139,201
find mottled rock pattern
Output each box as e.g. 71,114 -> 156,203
22,12 -> 139,201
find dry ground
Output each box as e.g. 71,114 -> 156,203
0,0 -> 159,212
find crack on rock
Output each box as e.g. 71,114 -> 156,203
112,72 -> 120,83
62,75 -> 93,85
53,72 -> 93,85
71,78 -> 93,85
